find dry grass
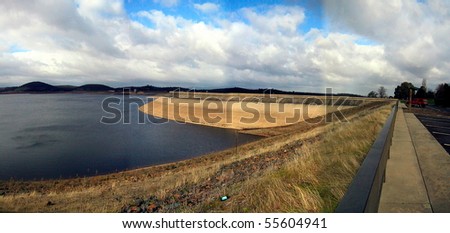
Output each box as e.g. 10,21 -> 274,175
140,97 -> 351,129
194,104 -> 393,212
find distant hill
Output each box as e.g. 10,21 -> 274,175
56,85 -> 78,92
75,84 -> 114,92
0,86 -> 18,93
0,81 -> 363,97
196,87 -> 362,97
118,85 -> 189,93
14,81 -> 61,92
204,87 -> 260,94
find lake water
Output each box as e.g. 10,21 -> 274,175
0,94 -> 260,180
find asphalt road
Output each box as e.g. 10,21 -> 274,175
415,114 -> 450,154
426,105 -> 450,114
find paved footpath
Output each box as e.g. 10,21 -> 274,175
379,104 -> 450,212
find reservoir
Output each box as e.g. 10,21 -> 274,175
0,94 -> 260,180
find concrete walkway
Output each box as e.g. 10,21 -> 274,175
406,112 -> 450,212
378,105 -> 432,212
379,104 -> 450,212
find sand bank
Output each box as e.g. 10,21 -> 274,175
139,97 -> 352,129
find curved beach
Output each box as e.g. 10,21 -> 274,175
139,97 -> 351,129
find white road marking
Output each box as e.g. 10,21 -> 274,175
425,125 -> 450,130
419,118 -> 450,123
433,131 -> 450,136
444,144 -> 450,147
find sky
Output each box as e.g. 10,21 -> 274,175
0,0 -> 449,95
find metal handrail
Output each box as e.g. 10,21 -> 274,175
335,102 -> 398,213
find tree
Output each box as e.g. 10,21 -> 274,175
426,90 -> 435,99
415,86 -> 427,98
368,91 -> 378,98
422,78 -> 427,91
435,83 -> 450,107
378,86 -> 387,98
394,82 -> 415,100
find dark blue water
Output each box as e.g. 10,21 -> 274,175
0,94 -> 260,180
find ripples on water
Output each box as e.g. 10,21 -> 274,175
0,94 -> 260,180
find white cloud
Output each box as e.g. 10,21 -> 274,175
194,2 -> 220,13
0,0 -> 449,96
324,0 -> 450,91
76,0 -> 125,18
241,6 -> 305,35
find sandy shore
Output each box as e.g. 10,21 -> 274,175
140,97 -> 352,129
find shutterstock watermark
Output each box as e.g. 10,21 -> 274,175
100,88 -> 356,126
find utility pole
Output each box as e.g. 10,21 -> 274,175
409,88 -> 413,109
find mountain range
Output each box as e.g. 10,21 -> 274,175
0,81 -> 362,97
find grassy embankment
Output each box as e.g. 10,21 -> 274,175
173,102 -> 394,212
0,98 -> 393,212
217,107 -> 392,212
121,99 -> 394,212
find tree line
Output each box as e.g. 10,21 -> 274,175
367,79 -> 450,107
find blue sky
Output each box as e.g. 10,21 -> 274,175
125,0 -> 324,33
1,0 -> 449,95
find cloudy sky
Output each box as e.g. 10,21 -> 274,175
0,0 -> 449,95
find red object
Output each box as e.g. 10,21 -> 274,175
407,98 -> 428,108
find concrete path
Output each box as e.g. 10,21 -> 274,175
406,112 -> 450,213
378,106 -> 432,212
379,104 -> 450,212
